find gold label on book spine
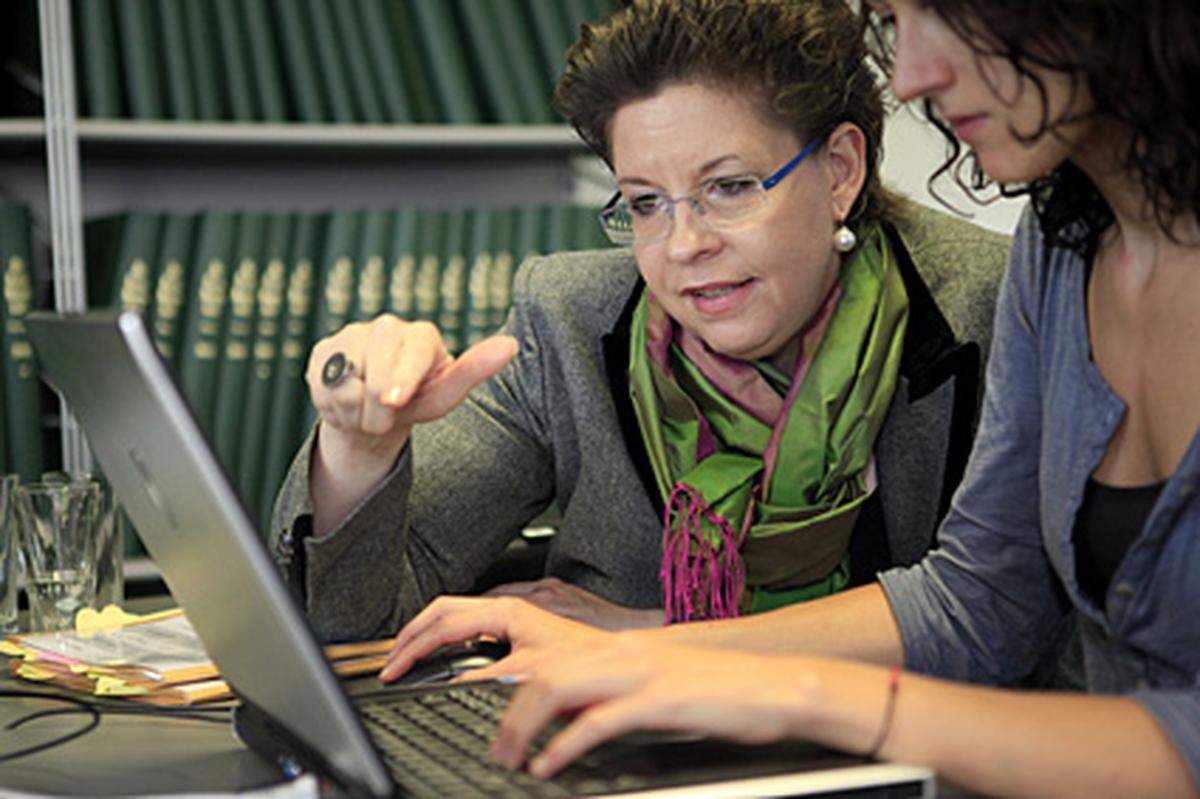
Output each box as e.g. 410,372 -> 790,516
440,256 -> 466,311
415,255 -> 440,314
287,260 -> 314,319
4,256 -> 32,317
357,255 -> 385,318
389,255 -> 416,314
257,259 -> 286,319
325,257 -> 354,316
119,259 -> 151,312
155,260 -> 185,320
229,258 -> 259,320
199,260 -> 228,320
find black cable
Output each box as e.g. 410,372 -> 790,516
0,690 -> 101,763
10,704 -> 233,727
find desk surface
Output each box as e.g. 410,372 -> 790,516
0,594 -> 282,795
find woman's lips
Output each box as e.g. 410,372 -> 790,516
685,278 -> 755,314
947,113 -> 987,143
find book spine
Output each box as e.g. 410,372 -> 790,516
386,209 -> 419,321
241,0 -> 289,122
74,0 -> 124,118
437,209 -> 471,354
181,0 -> 225,119
352,210 -> 391,321
410,0 -> 483,124
178,211 -> 237,438
213,0 -> 258,121
303,0 -> 357,123
212,212 -> 268,476
260,213 -> 322,527
151,214 -> 197,369
0,204 -> 44,480
236,212 -> 293,526
355,0 -> 414,124
329,0 -> 386,124
157,0 -> 198,120
270,0 -> 328,122
115,0 -> 165,119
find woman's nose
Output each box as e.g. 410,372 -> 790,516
664,201 -> 719,262
888,14 -> 954,103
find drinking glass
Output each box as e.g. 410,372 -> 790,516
15,481 -> 101,631
0,474 -> 19,633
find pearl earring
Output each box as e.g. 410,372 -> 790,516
833,223 -> 857,253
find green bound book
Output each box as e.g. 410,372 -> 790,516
236,212 -> 294,521
109,213 -> 165,318
522,0 -> 571,102
82,214 -> 127,309
213,0 -> 258,121
353,210 -> 392,322
260,213 -> 322,528
182,0 -> 225,119
270,0 -> 327,122
541,203 -> 573,255
158,0 -> 197,120
463,208 -> 498,348
212,212 -> 268,476
0,204 -> 43,481
74,0 -> 124,118
436,209 -> 472,354
572,204 -> 611,251
303,0 -> 357,123
413,209 -> 446,324
151,213 -> 198,369
309,210 -> 363,341
493,206 -> 538,329
384,0 -> 438,122
115,0 -> 165,119
355,0 -> 414,123
492,0 -> 555,123
242,0 -> 289,122
178,211 -> 237,438
410,0 -> 483,124
456,1 -> 524,124
329,0 -> 386,124
386,208 -> 418,320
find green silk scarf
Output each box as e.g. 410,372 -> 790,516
628,223 -> 909,622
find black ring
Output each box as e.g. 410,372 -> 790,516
321,352 -> 357,388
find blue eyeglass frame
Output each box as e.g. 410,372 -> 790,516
599,138 -> 822,224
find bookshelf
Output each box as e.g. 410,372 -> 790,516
3,0 -> 613,588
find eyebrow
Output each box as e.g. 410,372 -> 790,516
616,154 -> 747,188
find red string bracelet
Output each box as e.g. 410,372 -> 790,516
866,666 -> 901,759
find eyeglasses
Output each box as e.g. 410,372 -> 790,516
598,139 -> 820,246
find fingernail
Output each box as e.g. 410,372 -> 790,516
529,755 -> 550,778
386,386 -> 403,404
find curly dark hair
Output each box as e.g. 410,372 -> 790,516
865,0 -> 1200,254
554,0 -> 898,229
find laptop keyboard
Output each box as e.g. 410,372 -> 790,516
360,681 -> 649,797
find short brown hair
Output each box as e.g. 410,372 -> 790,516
555,0 -> 894,226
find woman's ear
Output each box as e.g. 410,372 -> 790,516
824,122 -> 868,221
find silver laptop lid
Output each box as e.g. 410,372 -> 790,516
26,310 -> 392,797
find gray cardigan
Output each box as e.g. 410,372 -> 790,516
271,202 -> 1010,644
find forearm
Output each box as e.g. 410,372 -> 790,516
647,583 -> 904,665
310,422 -> 409,537
799,660 -> 1197,799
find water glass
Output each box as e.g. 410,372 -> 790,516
0,474 -> 19,634
15,481 -> 101,631
40,471 -> 125,609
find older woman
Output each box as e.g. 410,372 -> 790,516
270,0 -> 1007,646
385,1 -> 1200,797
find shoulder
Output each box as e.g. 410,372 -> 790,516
511,247 -> 641,332
890,199 -> 1012,351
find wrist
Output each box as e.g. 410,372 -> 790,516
316,422 -> 411,477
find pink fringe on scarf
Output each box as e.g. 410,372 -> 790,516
659,483 -> 746,624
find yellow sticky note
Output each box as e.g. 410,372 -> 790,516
0,640 -> 30,657
16,663 -> 58,681
75,604 -> 146,633
95,676 -> 150,696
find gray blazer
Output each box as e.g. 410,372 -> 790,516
271,202 -> 1010,644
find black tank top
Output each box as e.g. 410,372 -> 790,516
1072,478 -> 1166,607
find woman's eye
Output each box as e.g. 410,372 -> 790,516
707,177 -> 758,200
629,195 -> 664,217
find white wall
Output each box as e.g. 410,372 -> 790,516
880,103 -> 1026,236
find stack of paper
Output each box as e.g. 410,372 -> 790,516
1,606 -> 393,706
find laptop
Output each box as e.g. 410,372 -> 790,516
26,309 -> 934,799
